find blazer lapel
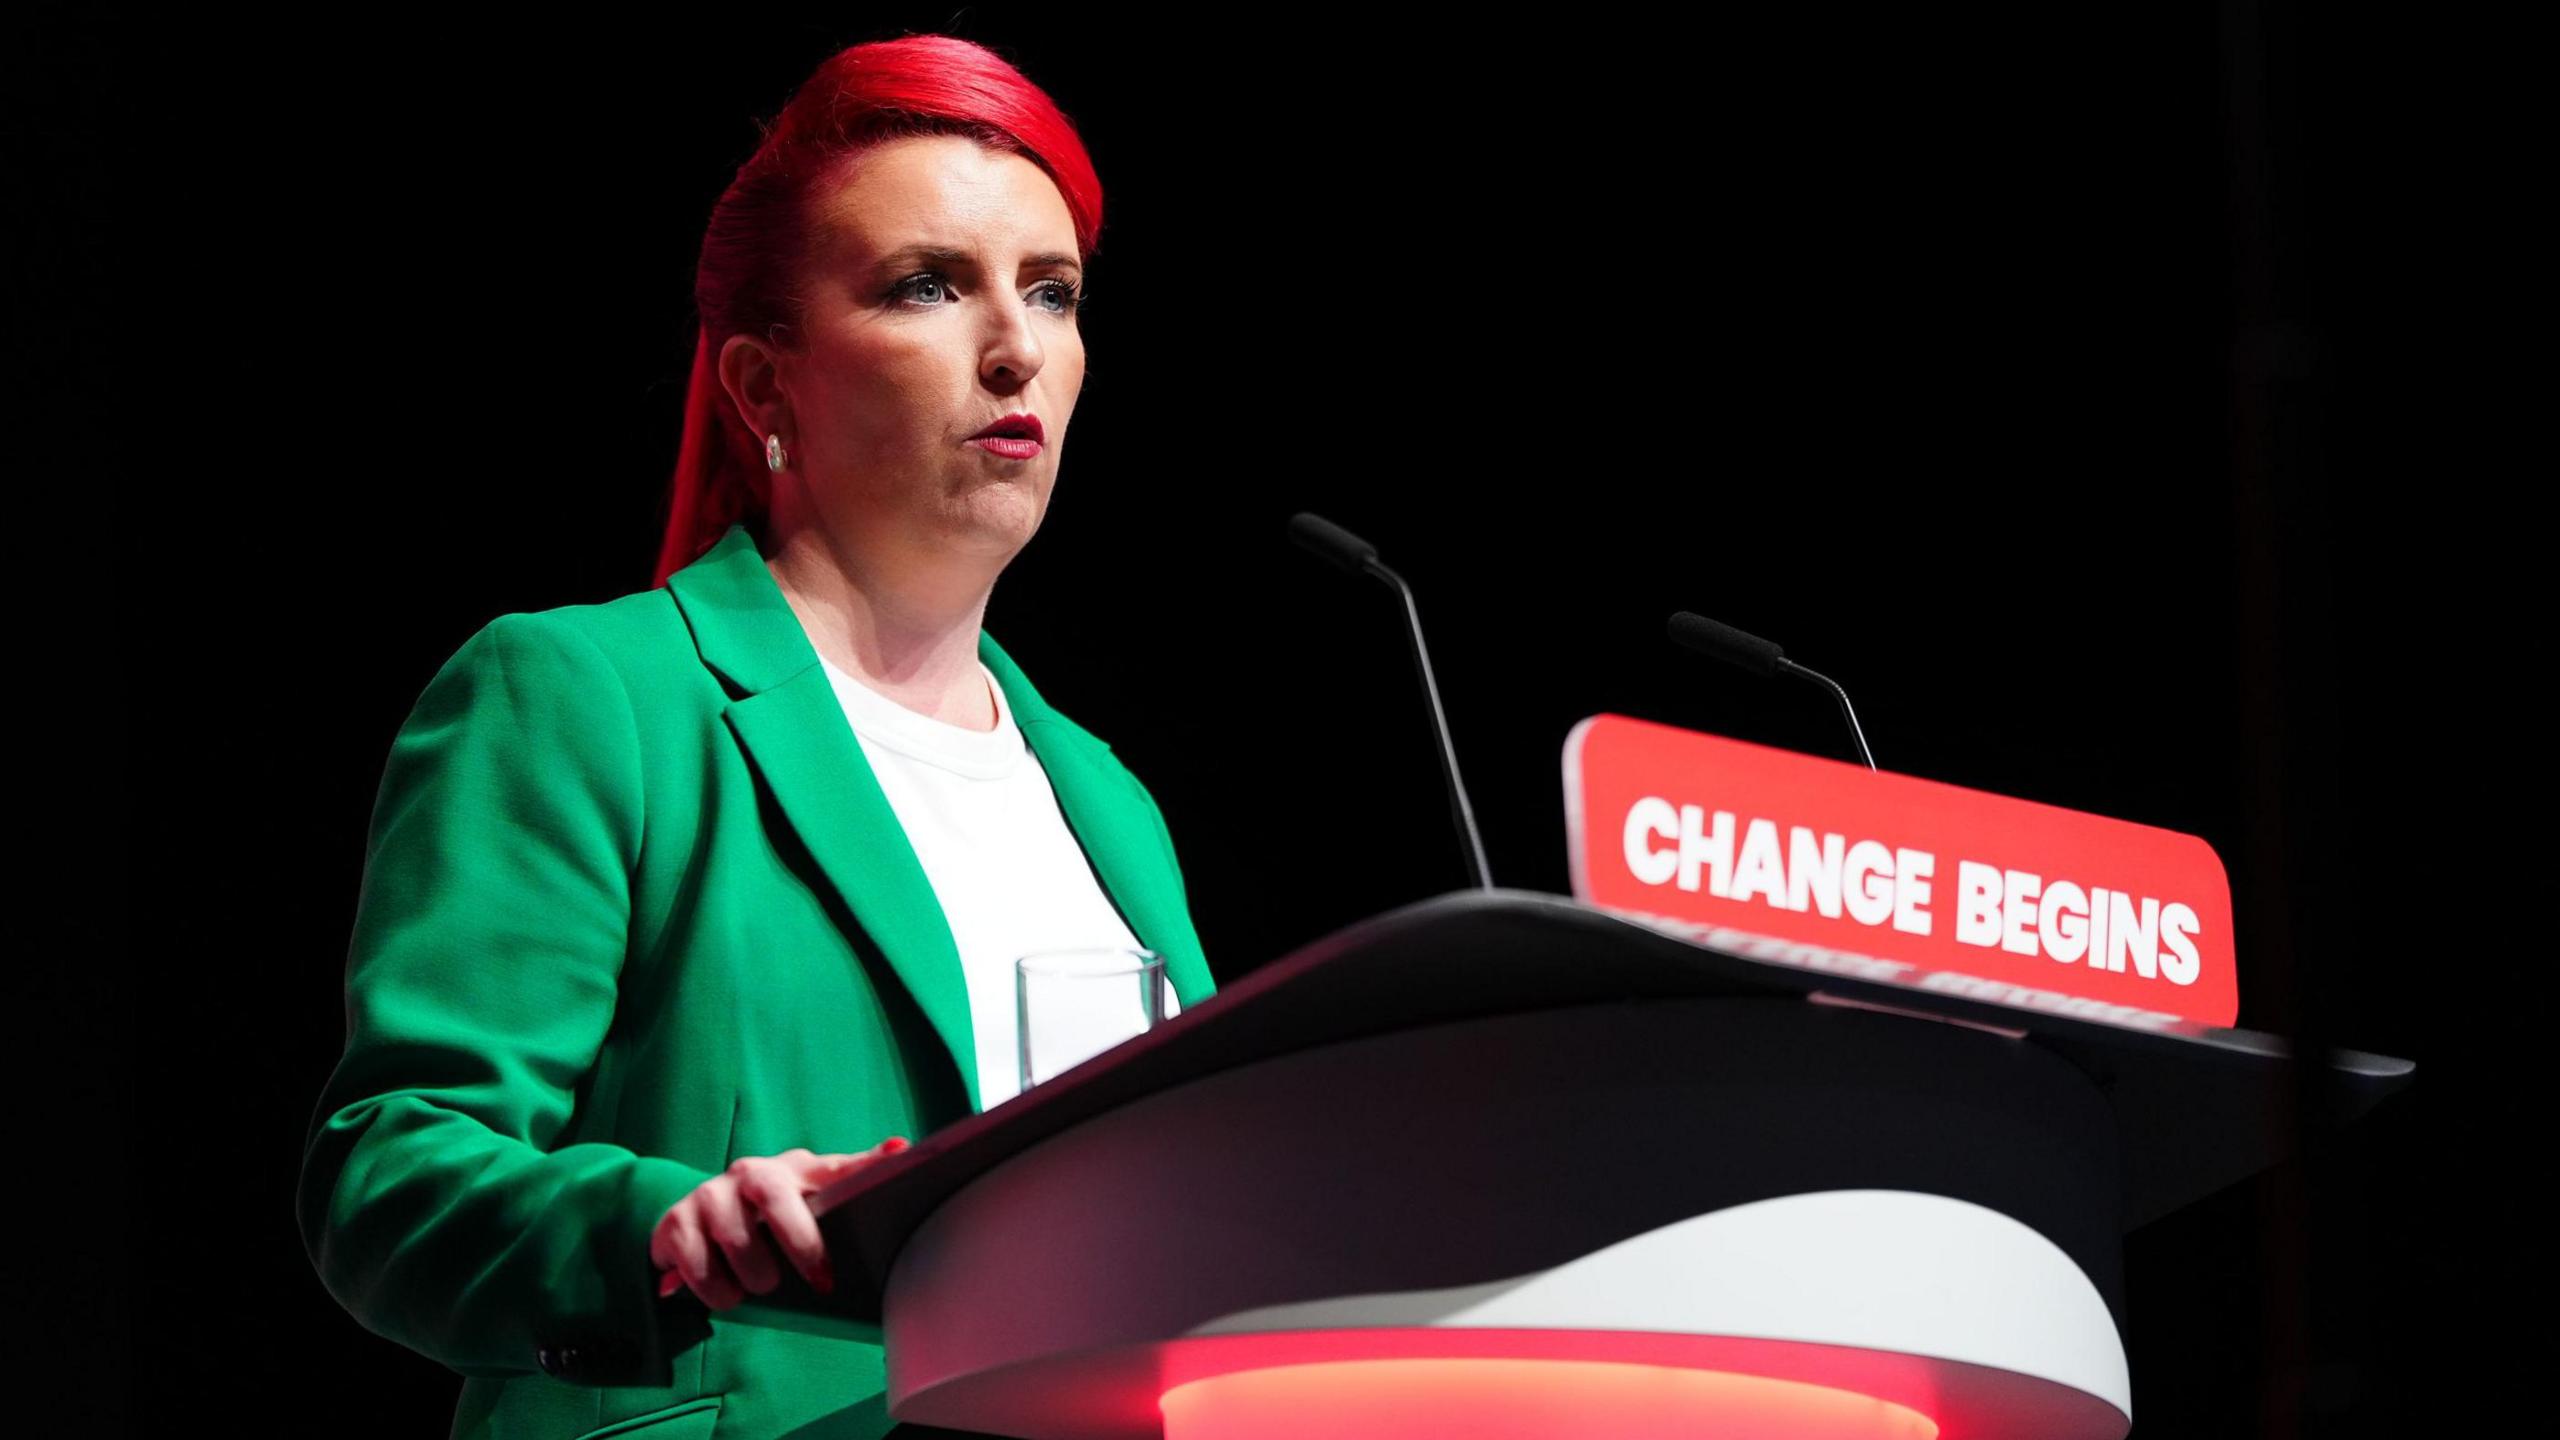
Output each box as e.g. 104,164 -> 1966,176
664,523 -> 1212,1115
985,641 -> 1217,1016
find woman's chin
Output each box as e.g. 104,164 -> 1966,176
946,507 -> 1045,560
965,484 -> 1046,530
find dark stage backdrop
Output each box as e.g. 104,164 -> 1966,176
76,5 -> 2524,1436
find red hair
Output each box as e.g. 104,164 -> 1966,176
652,34 -> 1106,587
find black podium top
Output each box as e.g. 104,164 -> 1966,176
748,887 -> 2411,1328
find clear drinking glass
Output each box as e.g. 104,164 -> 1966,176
1015,946 -> 1176,1094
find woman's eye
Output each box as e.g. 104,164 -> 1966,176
890,273 -> 950,306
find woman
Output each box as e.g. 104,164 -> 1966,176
296,34 -> 1215,1440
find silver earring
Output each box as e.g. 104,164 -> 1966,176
765,433 -> 788,472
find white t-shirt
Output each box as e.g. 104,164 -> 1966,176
818,652 -> 1177,1112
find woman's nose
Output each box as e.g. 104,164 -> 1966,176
981,304 -> 1043,387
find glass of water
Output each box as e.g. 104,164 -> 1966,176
1016,946 -> 1178,1094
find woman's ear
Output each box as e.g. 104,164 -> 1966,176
718,331 -> 792,507
718,331 -> 792,439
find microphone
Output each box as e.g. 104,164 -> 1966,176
1288,513 -> 1495,890
1667,612 -> 1879,771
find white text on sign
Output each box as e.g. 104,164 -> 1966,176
1621,799 -> 2205,986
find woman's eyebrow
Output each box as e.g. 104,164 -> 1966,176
872,243 -> 1081,276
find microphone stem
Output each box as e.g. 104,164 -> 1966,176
1368,559 -> 1496,889
1781,659 -> 1878,771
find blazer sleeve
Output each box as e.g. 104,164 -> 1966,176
296,610 -> 718,1384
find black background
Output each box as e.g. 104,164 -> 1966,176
41,3 -> 2529,1434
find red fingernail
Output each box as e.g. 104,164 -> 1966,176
882,1136 -> 909,1152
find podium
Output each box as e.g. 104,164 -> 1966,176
772,887 -> 2410,1439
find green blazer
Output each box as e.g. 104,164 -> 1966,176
297,522 -> 1216,1440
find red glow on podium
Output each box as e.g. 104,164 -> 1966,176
1158,1358 -> 1940,1440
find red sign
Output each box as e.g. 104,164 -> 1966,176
1564,714 -> 2239,1028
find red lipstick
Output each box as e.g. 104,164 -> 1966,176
966,412 -> 1044,460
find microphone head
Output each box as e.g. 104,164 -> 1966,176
1288,512 -> 1379,574
1667,611 -> 1787,677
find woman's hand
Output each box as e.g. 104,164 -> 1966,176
650,1139 -> 909,1309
